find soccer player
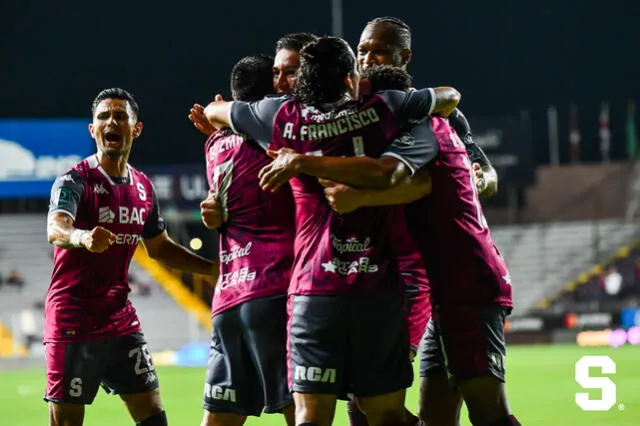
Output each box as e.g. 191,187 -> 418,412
357,16 -> 498,198
188,32 -> 319,138
198,55 -> 296,426
203,36 -> 459,426
194,32 -> 429,426
261,66 -> 519,426
273,32 -> 319,95
45,88 -> 217,426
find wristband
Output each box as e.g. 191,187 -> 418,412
70,229 -> 87,247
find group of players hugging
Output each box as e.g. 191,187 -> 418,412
44,15 -> 521,426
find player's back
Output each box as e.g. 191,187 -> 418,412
271,95 -> 403,296
205,129 -> 294,316
46,156 -> 155,342
405,117 -> 512,308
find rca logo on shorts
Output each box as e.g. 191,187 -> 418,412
204,384 -> 237,402
294,366 -> 337,383
575,355 -> 617,411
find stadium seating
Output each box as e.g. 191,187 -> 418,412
492,219 -> 640,314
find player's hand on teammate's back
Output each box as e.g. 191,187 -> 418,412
201,190 -> 224,229
472,163 -> 487,193
319,179 -> 362,214
81,226 -> 116,253
188,104 -> 217,137
258,148 -> 301,192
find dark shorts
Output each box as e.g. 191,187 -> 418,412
288,293 -> 413,397
44,331 -> 158,405
203,294 -> 292,417
419,305 -> 510,386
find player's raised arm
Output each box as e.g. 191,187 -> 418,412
378,86 -> 461,125
450,108 -> 499,197
205,96 -> 287,151
47,171 -> 116,252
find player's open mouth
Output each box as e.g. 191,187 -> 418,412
105,132 -> 122,143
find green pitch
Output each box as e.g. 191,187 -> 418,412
1,344 -> 637,425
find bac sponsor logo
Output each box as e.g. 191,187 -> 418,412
294,366 -> 337,384
204,384 -> 237,402
97,206 -> 146,245
98,206 -> 115,224
118,206 -> 146,225
98,206 -> 146,225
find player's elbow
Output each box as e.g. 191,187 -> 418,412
433,87 -> 461,117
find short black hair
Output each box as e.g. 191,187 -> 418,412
91,88 -> 139,118
294,37 -> 355,105
275,32 -> 319,54
230,55 -> 276,102
363,65 -> 412,92
366,16 -> 412,50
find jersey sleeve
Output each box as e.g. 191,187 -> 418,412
378,88 -> 435,126
142,185 -> 167,239
229,96 -> 289,151
449,108 -> 492,166
382,118 -> 440,175
48,170 -> 85,220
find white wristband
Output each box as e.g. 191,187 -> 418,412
70,229 -> 86,247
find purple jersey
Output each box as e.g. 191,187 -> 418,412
399,117 -> 513,307
229,90 -> 438,296
390,206 -> 431,349
204,129 -> 294,316
45,156 -> 166,343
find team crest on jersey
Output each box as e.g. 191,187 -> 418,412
93,183 -> 108,195
136,182 -> 146,200
98,206 -> 115,224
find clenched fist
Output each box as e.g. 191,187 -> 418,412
201,190 -> 224,229
81,226 -> 116,253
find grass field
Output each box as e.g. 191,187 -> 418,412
1,344 -> 638,425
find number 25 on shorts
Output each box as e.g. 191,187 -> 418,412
574,355 -> 616,411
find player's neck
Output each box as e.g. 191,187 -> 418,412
96,152 -> 129,178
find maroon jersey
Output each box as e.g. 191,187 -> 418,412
229,90 -> 439,296
45,156 -> 166,343
390,206 -> 431,349
204,129 -> 294,316
401,117 -> 513,307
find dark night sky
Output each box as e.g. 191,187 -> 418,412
2,0 -> 638,165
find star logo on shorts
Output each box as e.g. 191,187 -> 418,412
321,261 -> 337,273
502,272 -> 512,285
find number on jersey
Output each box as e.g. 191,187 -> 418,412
212,159 -> 234,221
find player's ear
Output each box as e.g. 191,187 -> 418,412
133,121 -> 143,139
401,49 -> 412,68
345,72 -> 358,98
88,123 -> 96,139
